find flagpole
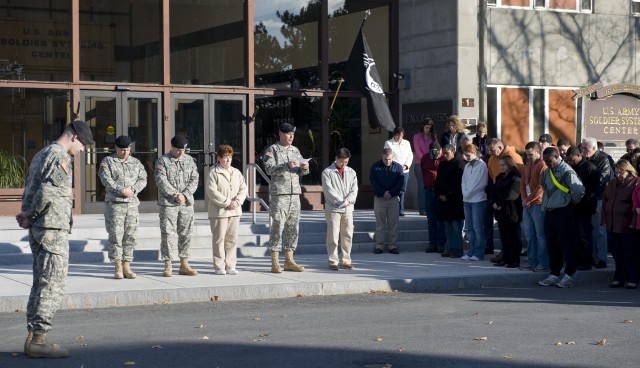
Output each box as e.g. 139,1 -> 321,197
360,9 -> 371,28
326,78 -> 344,125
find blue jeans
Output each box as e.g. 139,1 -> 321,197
523,204 -> 549,268
463,201 -> 487,259
591,200 -> 608,263
413,165 -> 426,212
398,172 -> 410,214
425,189 -> 445,248
444,220 -> 463,253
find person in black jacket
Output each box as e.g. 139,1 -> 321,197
566,147 -> 600,270
370,148 -> 405,254
491,156 -> 523,268
434,144 -> 466,258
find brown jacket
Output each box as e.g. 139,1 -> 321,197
601,177 -> 640,234
520,158 -> 547,206
488,146 -> 524,182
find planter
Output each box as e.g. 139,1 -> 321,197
0,188 -> 24,216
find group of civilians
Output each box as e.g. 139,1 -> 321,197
411,116 -> 640,289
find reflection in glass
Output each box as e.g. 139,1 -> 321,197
174,99 -> 205,200
170,0 -> 245,86
79,0 -> 162,83
84,96 -> 116,202
328,1 -> 389,91
128,98 -> 159,202
255,96 -> 322,185
328,97 -> 362,183
0,88 -> 69,185
254,1 -> 320,89
0,0 -> 72,82
214,100 -> 244,170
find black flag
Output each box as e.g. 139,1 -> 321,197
345,28 -> 396,132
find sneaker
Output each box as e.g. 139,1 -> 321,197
557,274 -> 574,288
460,255 -> 471,261
328,264 -> 339,271
215,269 -> 226,275
533,266 -> 550,272
226,269 -> 238,275
469,256 -> 480,261
389,248 -> 400,254
538,275 -> 560,286
339,263 -> 353,270
373,248 -> 383,254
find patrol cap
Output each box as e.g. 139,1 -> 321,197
539,133 -> 553,144
114,135 -> 132,148
69,120 -> 95,145
171,135 -> 189,149
279,123 -> 296,133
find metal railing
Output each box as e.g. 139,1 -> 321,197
244,163 -> 270,225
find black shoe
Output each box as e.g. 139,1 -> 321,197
484,248 -> 494,255
437,247 -> 445,253
595,260 -> 607,269
441,251 -> 451,257
490,254 -> 503,263
506,263 -> 519,268
425,246 -> 438,253
449,251 -> 463,258
399,212 -> 406,216
419,211 -> 427,216
389,248 -> 400,254
493,262 -> 506,267
373,248 -> 383,254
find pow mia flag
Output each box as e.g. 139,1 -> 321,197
344,28 -> 396,132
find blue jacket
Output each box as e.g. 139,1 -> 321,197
370,160 -> 404,198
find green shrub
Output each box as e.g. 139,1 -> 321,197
0,151 -> 26,188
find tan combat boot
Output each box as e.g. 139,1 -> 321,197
122,261 -> 137,279
271,251 -> 282,273
163,260 -> 172,277
284,250 -> 304,272
178,257 -> 198,276
26,333 -> 69,358
114,260 -> 124,279
24,332 -> 32,355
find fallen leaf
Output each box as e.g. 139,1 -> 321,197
253,317 -> 261,321
152,345 -> 163,349
197,336 -> 209,340
502,355 -> 512,359
623,319 -> 633,323
74,335 -> 84,340
473,337 -> 488,341
397,347 -> 405,352
375,336 -> 383,342
487,321 -> 494,325
259,333 -> 269,337
196,324 -> 205,329
554,341 -> 562,346
161,301 -> 170,305
253,338 -> 264,342
211,296 -> 219,301
296,294 -> 303,298
596,339 -> 607,346
567,341 -> 575,345
124,362 -> 135,366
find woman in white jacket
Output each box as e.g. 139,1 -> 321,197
384,127 -> 413,216
206,145 -> 247,275
461,144 -> 488,261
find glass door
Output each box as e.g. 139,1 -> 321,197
80,91 -> 162,213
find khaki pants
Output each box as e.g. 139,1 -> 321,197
325,211 -> 354,266
209,216 -> 239,271
374,196 -> 400,250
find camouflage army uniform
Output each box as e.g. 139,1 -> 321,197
99,154 -> 147,262
263,143 -> 309,252
154,152 -> 199,260
21,142 -> 73,335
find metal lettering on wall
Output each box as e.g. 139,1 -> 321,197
0,20 -> 114,73
401,100 -> 452,139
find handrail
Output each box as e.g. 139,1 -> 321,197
244,163 -> 270,225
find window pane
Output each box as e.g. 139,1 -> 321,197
502,0 -> 531,7
548,0 -> 576,10
80,0 -> 162,83
328,97 -> 362,181
170,0 -> 246,86
0,0 -> 71,82
548,89 -> 576,145
501,88 -> 529,149
328,1 -> 389,91
533,88 -> 545,141
174,99 -> 205,200
0,88 -> 69,185
487,87 -> 498,139
254,1 -> 320,89
255,96 -> 322,184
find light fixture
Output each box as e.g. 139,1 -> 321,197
393,72 -> 405,80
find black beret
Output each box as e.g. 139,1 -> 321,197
70,120 -> 95,145
115,135 -> 132,148
279,123 -> 296,133
171,135 -> 189,149
539,134 -> 553,144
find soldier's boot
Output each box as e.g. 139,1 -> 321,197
24,332 -> 33,355
178,257 -> 198,276
26,333 -> 69,358
122,261 -> 137,279
284,250 -> 305,272
163,260 -> 172,277
114,260 -> 124,279
271,251 -> 282,273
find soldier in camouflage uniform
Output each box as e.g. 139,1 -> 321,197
154,135 -> 199,277
263,123 -> 309,273
16,120 -> 94,358
99,136 -> 147,280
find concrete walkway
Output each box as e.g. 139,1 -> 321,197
0,212 -> 614,313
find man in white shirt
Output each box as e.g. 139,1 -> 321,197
384,127 -> 413,216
